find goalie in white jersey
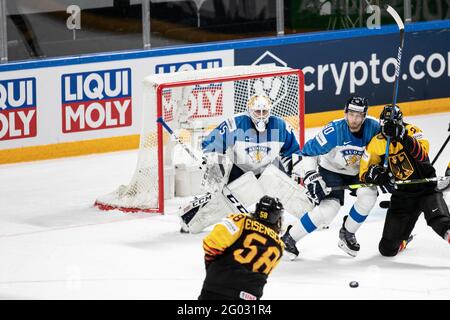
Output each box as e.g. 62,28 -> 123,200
281,96 -> 380,259
180,94 -> 313,234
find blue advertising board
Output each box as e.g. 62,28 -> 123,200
1,20 -> 449,118
235,24 -> 450,114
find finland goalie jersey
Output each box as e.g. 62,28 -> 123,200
201,113 -> 301,175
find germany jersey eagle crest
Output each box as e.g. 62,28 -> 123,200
360,124 -> 436,194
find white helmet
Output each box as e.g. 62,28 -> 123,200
247,94 -> 272,132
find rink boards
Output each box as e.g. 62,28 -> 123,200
0,20 -> 449,163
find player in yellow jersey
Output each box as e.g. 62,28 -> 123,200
198,195 -> 284,300
359,105 -> 450,256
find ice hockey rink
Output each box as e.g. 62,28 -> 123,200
0,112 -> 449,300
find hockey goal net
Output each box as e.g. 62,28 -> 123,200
95,65 -> 304,213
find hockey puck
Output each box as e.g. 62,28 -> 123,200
349,281 -> 359,288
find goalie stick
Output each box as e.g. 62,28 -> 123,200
157,117 -> 250,216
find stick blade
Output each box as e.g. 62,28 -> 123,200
385,5 -> 405,30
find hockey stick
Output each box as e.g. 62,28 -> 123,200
383,5 -> 405,169
431,122 -> 450,166
327,176 -> 450,192
157,117 -> 250,215
157,116 -> 204,165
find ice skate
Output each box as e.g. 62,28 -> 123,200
338,216 -> 360,257
281,226 -> 299,261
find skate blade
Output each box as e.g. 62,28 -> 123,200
179,219 -> 190,234
180,225 -> 190,233
338,240 -> 358,257
282,251 -> 298,261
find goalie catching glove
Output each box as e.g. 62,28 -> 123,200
304,170 -> 330,205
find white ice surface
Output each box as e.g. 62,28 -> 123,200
0,112 -> 449,300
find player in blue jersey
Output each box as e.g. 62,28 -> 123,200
180,94 -> 314,234
281,96 -> 381,259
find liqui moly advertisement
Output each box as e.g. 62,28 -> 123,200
0,77 -> 37,141
61,68 -> 132,133
156,59 -> 225,122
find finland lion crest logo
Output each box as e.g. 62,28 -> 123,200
341,149 -> 364,166
245,146 -> 271,162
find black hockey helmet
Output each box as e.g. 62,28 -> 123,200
253,195 -> 284,226
380,104 -> 403,123
345,96 -> 368,114
380,104 -> 403,127
380,104 -> 404,137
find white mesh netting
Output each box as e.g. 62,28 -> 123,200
95,65 -> 304,213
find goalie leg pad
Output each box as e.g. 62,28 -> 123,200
187,192 -> 235,234
258,164 -> 314,217
226,170 -> 265,207
187,171 -> 264,234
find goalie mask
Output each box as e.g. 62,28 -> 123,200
253,195 -> 284,232
248,95 -> 272,132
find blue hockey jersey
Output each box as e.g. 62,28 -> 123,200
202,113 -> 301,175
301,117 -> 380,176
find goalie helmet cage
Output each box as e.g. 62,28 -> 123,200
95,65 -> 305,214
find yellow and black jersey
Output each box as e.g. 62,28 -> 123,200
360,123 -> 436,194
202,213 -> 284,299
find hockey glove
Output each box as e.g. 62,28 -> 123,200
436,164 -> 450,192
383,120 -> 406,141
364,165 -> 395,193
304,170 -> 330,205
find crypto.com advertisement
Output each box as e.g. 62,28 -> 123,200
235,26 -> 450,114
